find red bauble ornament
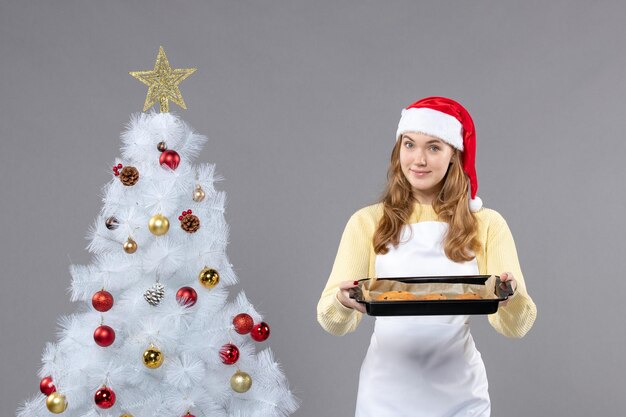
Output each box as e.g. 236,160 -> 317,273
39,376 -> 56,396
159,150 -> 180,170
233,313 -> 254,335
183,413 -> 196,417
94,386 -> 116,408
92,290 -> 114,312
176,286 -> 198,307
219,343 -> 240,365
250,322 -> 270,342
93,325 -> 116,347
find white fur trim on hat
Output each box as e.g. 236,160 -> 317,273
469,196 -> 483,212
396,107 -> 464,150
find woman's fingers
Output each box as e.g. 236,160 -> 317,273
499,272 -> 517,307
500,272 -> 517,292
337,280 -> 366,313
353,302 -> 366,314
339,291 -> 364,312
339,280 -> 360,290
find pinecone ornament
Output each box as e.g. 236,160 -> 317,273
144,283 -> 165,306
179,209 -> 200,233
119,166 -> 139,186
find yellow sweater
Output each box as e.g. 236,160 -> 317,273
317,203 -> 537,338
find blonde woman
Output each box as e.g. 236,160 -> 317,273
317,97 -> 537,417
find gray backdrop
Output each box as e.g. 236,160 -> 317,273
1,1 -> 625,416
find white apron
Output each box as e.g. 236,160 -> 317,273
355,221 -> 490,417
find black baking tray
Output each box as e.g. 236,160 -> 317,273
348,275 -> 514,316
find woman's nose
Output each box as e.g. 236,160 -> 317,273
414,150 -> 426,165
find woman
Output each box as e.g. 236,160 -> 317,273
317,97 -> 537,417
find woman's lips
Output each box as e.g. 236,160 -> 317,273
410,170 -> 430,177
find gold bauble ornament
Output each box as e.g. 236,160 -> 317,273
120,414 -> 134,417
198,267 -> 220,288
46,392 -> 68,414
192,185 -> 206,202
148,213 -> 170,236
230,370 -> 252,393
123,237 -> 138,254
142,344 -> 164,369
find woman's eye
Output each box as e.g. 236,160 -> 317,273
429,146 -> 440,151
404,141 -> 413,148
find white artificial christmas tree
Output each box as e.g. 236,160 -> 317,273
17,47 -> 299,417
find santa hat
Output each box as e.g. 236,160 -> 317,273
396,96 -> 482,212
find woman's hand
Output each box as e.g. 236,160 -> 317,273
499,272 -> 517,307
336,280 -> 367,314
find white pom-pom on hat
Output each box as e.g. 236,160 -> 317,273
469,195 -> 482,213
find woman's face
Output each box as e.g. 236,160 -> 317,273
399,132 -> 455,203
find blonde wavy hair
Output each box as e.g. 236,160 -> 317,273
373,139 -> 481,262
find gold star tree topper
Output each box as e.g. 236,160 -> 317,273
130,46 -> 196,112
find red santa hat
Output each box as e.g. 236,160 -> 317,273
396,96 -> 482,212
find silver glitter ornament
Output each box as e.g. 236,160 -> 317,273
144,283 -> 165,306
105,216 -> 119,230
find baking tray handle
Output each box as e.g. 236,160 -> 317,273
496,277 -> 515,298
348,286 -> 363,301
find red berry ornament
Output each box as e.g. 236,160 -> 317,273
39,376 -> 56,396
93,325 -> 116,347
219,343 -> 240,365
159,150 -> 180,170
233,313 -> 254,334
92,290 -> 114,312
176,287 -> 198,307
94,386 -> 116,408
250,322 -> 270,342
112,163 -> 123,177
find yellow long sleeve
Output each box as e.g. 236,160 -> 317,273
317,204 -> 537,338
482,211 -> 537,338
316,206 -> 379,336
